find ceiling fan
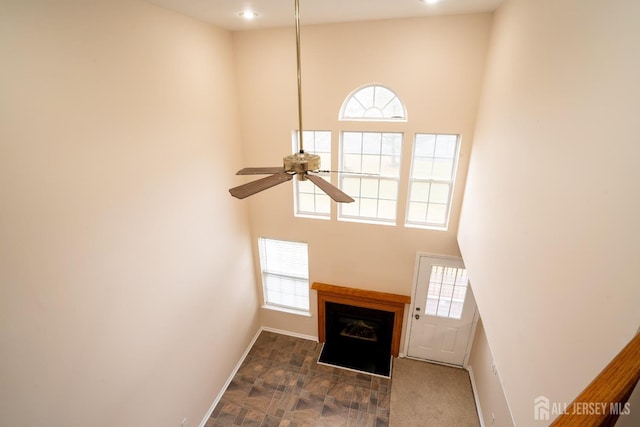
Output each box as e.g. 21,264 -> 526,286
228,0 -> 354,203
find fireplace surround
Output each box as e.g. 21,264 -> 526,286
312,282 -> 411,375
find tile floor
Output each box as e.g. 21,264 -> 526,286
206,331 -> 391,427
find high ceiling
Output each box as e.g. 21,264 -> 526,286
146,0 -> 504,31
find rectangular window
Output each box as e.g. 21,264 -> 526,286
338,131 -> 403,225
258,237 -> 309,314
406,134 -> 460,230
293,130 -> 331,219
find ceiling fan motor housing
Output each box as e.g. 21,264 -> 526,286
283,152 -> 321,180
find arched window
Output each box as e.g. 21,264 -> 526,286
339,84 -> 407,121
337,85 -> 406,225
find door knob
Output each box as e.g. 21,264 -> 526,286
415,314 -> 420,319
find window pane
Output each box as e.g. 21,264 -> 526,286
344,98 -> 365,117
412,158 -> 434,179
355,86 -> 375,107
341,199 -> 359,216
380,155 -> 401,177
298,193 -> 315,212
435,134 -> 457,158
315,132 -> 331,152
428,281 -> 441,297
362,155 -> 381,174
381,137 -> 400,156
429,183 -> 450,204
407,202 -> 428,222
432,158 -> 454,180
374,86 -> 395,109
343,132 -> 362,153
455,270 -> 469,285
319,152 -> 331,168
410,182 -> 431,203
379,180 -> 398,200
437,299 -> 451,317
316,194 -> 331,214
449,302 -> 464,319
362,132 -> 381,152
426,298 -> 439,316
378,200 -> 396,220
343,154 -> 362,172
426,204 -> 447,224
342,177 -> 361,196
364,108 -> 384,118
453,285 -> 467,301
360,198 -> 378,218
415,134 -> 436,157
360,178 -> 379,198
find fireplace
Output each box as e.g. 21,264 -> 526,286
320,302 -> 394,376
312,282 -> 411,377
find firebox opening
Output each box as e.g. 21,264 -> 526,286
318,302 -> 394,377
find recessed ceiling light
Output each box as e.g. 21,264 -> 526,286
238,10 -> 259,20
421,0 -> 441,4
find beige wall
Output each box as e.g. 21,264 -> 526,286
232,14 -> 493,338
468,319 -> 514,427
458,0 -> 640,425
0,1 -> 259,426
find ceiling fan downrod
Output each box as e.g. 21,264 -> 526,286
295,0 -> 305,154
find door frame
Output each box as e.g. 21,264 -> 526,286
402,252 -> 480,367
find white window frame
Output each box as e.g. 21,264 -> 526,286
339,84 -> 407,122
258,237 -> 310,316
405,133 -> 461,230
292,130 -> 332,219
338,131 -> 403,225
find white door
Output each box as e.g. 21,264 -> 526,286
406,255 -> 477,366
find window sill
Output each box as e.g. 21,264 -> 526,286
404,223 -> 449,231
337,216 -> 397,227
294,213 -> 331,220
262,305 -> 312,317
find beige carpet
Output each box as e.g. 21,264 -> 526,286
390,357 -> 480,426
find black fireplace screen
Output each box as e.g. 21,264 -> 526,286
318,302 -> 394,376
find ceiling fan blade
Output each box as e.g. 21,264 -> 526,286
236,167 -> 286,175
229,172 -> 293,199
306,174 -> 355,203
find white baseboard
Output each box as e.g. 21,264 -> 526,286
197,327 -> 317,427
260,326 -> 318,342
197,328 -> 262,427
466,365 -> 486,427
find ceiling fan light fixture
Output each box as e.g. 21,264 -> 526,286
283,152 -> 321,176
238,10 -> 259,20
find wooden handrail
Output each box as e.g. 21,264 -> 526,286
551,332 -> 640,426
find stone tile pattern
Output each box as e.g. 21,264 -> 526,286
206,331 -> 390,427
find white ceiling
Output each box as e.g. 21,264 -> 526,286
146,0 -> 504,31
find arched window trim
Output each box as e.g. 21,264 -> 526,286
339,84 -> 408,122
